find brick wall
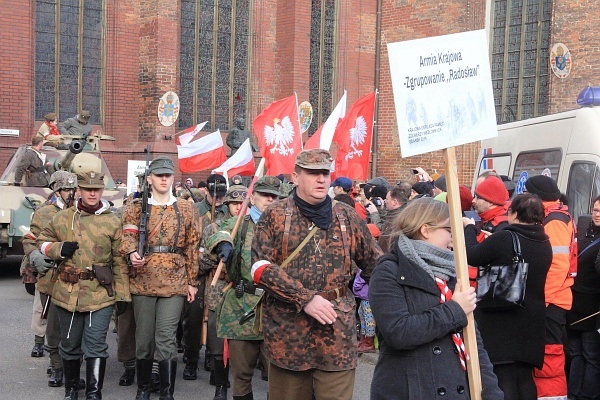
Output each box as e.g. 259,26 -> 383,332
548,0 -> 600,113
376,0 -> 486,186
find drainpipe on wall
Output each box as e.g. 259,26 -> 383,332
371,0 -> 382,179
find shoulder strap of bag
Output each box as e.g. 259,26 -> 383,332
280,226 -> 319,269
579,236 -> 600,257
509,231 -> 523,260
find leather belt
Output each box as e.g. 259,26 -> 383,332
317,286 -> 347,302
147,246 -> 184,255
59,270 -> 95,284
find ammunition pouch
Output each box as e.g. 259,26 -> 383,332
93,265 -> 114,297
59,266 -> 95,284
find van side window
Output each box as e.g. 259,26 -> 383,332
567,162 -> 600,223
512,150 -> 562,188
477,154 -> 511,177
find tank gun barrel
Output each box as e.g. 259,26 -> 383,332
54,134 -> 89,171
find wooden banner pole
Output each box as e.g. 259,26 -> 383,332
444,146 -> 482,400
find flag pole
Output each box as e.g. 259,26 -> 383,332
444,146 -> 482,400
211,158 -> 266,286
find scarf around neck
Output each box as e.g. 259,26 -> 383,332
293,189 -> 332,229
396,233 -> 456,281
77,199 -> 103,214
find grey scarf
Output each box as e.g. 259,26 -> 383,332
396,234 -> 456,281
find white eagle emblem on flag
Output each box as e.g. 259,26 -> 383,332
345,116 -> 367,160
264,116 -> 296,156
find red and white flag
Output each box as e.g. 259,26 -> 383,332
176,121 -> 208,146
333,91 -> 377,180
253,95 -> 302,175
212,138 -> 256,177
304,91 -> 346,151
177,130 -> 227,173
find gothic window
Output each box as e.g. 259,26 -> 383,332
34,0 -> 103,124
491,0 -> 551,123
308,0 -> 336,136
179,0 -> 250,132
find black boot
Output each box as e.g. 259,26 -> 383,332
182,362 -> 197,380
158,359 -> 177,400
119,367 -> 135,386
85,358 -> 105,400
135,359 -> 153,400
233,393 -> 254,400
212,357 -> 229,400
49,367 -> 64,387
62,358 -> 81,400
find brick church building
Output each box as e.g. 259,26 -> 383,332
0,0 -> 598,185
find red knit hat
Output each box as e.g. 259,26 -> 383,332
447,185 -> 474,212
474,176 -> 508,206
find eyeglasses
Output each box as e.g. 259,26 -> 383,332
428,224 -> 452,233
592,209 -> 600,215
228,190 -> 247,199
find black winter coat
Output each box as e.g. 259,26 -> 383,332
369,242 -> 503,400
464,223 -> 552,368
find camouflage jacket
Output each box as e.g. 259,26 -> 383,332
14,148 -> 53,186
23,198 -> 66,291
120,198 -> 199,297
38,200 -> 130,312
199,209 -> 234,311
206,215 -> 263,340
252,197 -> 382,371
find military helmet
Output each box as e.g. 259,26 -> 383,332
49,171 -> 78,191
223,185 -> 248,204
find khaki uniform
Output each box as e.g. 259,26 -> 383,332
14,148 -> 53,186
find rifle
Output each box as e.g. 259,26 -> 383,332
137,145 -> 152,258
183,183 -> 199,203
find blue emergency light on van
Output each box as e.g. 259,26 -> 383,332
577,86 -> 600,106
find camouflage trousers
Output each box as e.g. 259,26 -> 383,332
268,363 -> 355,400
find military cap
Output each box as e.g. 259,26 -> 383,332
149,156 -> 175,175
206,174 -> 228,197
78,110 -> 91,123
295,149 -> 333,170
49,171 -> 78,191
253,176 -> 282,197
77,171 -> 105,189
224,185 -> 248,204
44,113 -> 56,121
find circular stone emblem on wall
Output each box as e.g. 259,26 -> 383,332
550,43 -> 571,79
158,91 -> 180,127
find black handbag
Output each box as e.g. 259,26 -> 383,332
476,231 -> 529,310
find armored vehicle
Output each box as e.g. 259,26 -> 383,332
0,134 -> 125,260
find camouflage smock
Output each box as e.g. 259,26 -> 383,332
23,198 -> 66,293
120,199 -> 199,297
38,199 -> 130,312
196,198 -> 230,311
206,215 -> 263,340
251,198 -> 382,371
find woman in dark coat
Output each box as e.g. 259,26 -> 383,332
370,197 -> 503,400
463,193 -> 552,399
566,195 -> 600,400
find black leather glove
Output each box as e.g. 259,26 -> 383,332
216,242 -> 233,263
25,282 -> 36,296
115,301 -> 128,317
60,242 -> 79,258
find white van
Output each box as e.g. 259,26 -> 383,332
474,88 -> 600,223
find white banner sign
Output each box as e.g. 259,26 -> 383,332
127,160 -> 147,195
0,129 -> 19,137
388,29 -> 497,157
